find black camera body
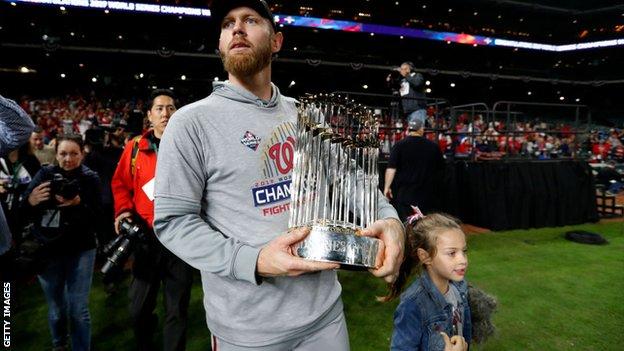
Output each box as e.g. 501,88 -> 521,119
101,217 -> 146,280
386,69 -> 403,91
50,173 -> 80,199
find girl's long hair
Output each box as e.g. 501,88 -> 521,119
381,213 -> 462,302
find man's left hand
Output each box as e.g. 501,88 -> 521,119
361,218 -> 405,283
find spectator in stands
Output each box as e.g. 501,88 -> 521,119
111,89 -> 194,351
592,137 -> 611,161
559,137 -> 572,157
384,117 -> 445,219
22,134 -> 102,351
30,126 -> 57,166
152,1 -> 404,349
608,129 -> 622,148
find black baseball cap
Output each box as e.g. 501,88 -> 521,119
211,0 -> 277,31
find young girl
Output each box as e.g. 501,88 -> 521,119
385,211 -> 471,351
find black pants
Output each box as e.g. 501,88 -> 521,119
129,239 -> 194,351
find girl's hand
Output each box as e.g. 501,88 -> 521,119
441,332 -> 468,351
28,181 -> 52,206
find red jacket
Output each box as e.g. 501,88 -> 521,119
111,130 -> 158,229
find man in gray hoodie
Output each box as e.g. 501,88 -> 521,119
153,1 -> 405,350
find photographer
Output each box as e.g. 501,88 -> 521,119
0,94 -> 35,273
111,89 -> 193,351
0,142 -> 41,236
21,134 -> 103,351
386,62 -> 427,125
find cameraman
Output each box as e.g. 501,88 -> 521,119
386,62 -> 427,125
21,134 -> 103,351
111,89 -> 193,351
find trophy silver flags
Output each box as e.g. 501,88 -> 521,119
289,94 -> 382,269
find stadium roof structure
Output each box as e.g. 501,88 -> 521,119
1,0 -> 622,118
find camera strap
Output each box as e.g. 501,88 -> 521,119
130,136 -> 142,176
41,209 -> 60,229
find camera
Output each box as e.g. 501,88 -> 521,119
50,173 -> 80,199
101,217 -> 146,279
386,69 -> 403,92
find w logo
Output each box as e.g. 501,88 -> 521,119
268,136 -> 295,175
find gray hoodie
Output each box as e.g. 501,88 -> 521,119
154,81 -> 398,346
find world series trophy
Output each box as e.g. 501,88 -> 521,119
289,94 -> 382,269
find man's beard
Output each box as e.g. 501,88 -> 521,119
221,39 -> 273,77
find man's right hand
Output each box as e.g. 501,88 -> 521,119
256,227 -> 339,278
441,332 -> 468,351
114,211 -> 133,235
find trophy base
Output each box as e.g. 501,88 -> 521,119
292,223 -> 381,269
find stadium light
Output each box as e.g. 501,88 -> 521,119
10,0 -> 624,52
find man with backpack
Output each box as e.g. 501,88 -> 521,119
111,89 -> 194,351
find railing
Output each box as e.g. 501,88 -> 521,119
314,93 -> 609,162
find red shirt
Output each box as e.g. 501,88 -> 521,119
111,130 -> 158,229
592,142 -> 611,159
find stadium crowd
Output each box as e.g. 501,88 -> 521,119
379,109 -> 624,162
10,94 -> 624,165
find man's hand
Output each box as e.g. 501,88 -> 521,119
55,194 -> 81,207
257,227 -> 339,278
27,181 -> 51,206
361,218 -> 405,283
114,211 -> 133,234
441,332 -> 468,351
383,187 -> 393,200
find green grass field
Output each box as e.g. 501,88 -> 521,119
8,221 -> 624,350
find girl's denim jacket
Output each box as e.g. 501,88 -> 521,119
391,270 -> 472,350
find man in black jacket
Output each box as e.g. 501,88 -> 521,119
389,62 -> 427,125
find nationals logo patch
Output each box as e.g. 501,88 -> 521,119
241,131 -> 261,151
251,121 -> 297,216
